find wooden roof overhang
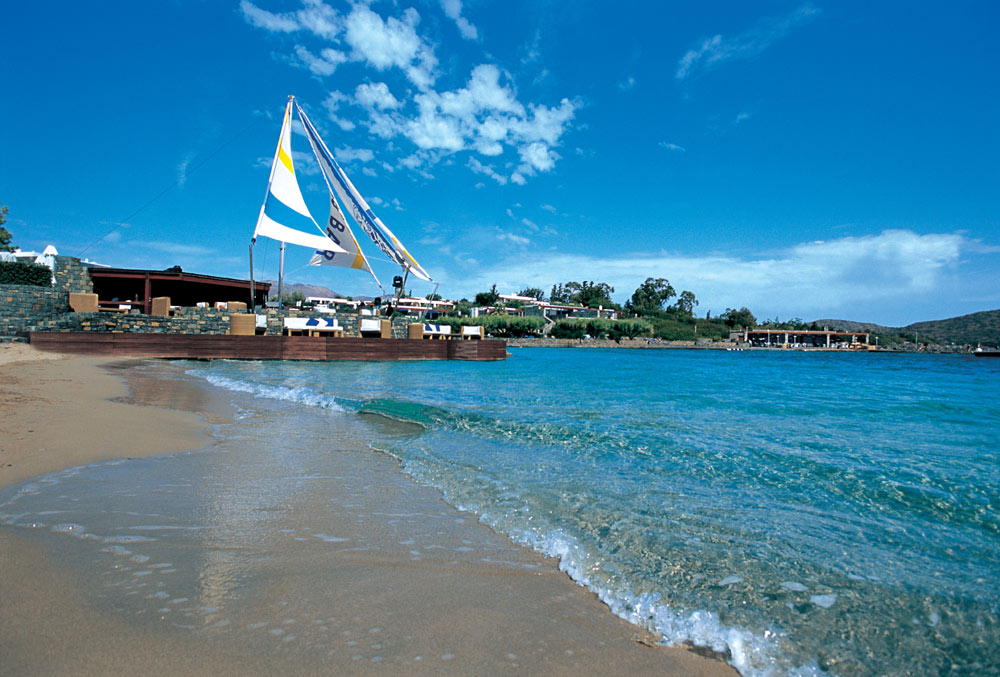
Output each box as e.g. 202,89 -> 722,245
88,268 -> 271,312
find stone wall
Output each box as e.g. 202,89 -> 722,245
54,256 -> 92,294
0,254 -> 425,340
0,285 -> 69,337
2,294 -> 420,339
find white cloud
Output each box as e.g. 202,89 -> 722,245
343,4 -> 437,89
468,157 -> 508,185
676,4 -> 819,80
659,142 -> 686,152
177,152 -> 194,187
497,231 -> 531,246
240,0 -> 300,33
241,1 -> 436,89
244,2 -> 578,184
540,204 -> 556,213
136,240 -> 216,257
618,76 -> 636,92
293,44 -> 346,76
440,0 -> 478,40
323,91 -> 356,131
355,82 -> 401,110
454,230 -> 978,324
334,146 -> 374,163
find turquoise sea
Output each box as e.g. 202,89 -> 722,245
3,348 -> 999,674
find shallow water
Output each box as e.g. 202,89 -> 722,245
3,348 -> 999,674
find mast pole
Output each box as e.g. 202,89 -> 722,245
278,241 -> 285,310
249,241 -> 256,312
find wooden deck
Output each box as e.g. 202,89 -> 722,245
29,332 -> 508,361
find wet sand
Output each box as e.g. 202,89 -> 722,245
0,343 -> 735,675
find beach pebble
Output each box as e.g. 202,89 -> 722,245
780,581 -> 808,592
810,594 -> 837,609
717,575 -> 744,586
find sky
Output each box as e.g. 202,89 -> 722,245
3,0 -> 998,326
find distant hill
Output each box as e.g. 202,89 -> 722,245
812,319 -> 896,335
262,280 -> 341,299
813,309 -> 1000,346
903,309 -> 1000,346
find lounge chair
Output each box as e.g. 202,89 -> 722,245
461,325 -> 483,340
423,323 -> 452,340
359,318 -> 390,338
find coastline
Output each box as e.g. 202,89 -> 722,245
0,344 -> 735,675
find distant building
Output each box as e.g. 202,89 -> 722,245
731,329 -> 871,348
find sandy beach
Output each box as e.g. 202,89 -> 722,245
0,343 -> 734,676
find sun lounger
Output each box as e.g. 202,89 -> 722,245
359,318 -> 391,338
256,314 -> 268,334
423,323 -> 452,339
461,325 -> 483,340
284,317 -> 344,337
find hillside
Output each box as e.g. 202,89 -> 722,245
903,309 -> 1000,346
812,319 -> 896,335
262,280 -> 341,299
813,309 -> 1000,346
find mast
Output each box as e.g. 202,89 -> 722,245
278,241 -> 286,310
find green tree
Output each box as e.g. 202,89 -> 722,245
550,283 -> 570,303
0,203 -> 12,252
570,281 -> 615,308
426,292 -> 442,301
672,290 -> 698,317
629,277 -> 675,315
474,284 -> 500,307
518,287 -> 546,301
722,307 -> 756,329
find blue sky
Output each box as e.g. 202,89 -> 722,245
3,1 -> 998,325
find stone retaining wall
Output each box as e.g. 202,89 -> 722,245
0,254 -> 442,340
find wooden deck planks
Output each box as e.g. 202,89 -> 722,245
28,332 -> 508,361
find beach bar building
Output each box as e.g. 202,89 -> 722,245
730,329 -> 871,348
88,267 -> 270,313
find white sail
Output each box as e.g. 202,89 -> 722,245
308,195 -> 380,284
268,101 -> 311,218
298,114 -> 380,286
252,99 -> 345,255
255,212 -> 347,253
296,103 -> 432,282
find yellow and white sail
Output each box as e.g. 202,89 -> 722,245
252,99 -> 346,254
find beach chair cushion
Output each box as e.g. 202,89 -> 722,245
424,323 -> 452,338
230,313 -> 255,336
461,325 -> 483,339
68,292 -> 98,313
150,296 -> 171,317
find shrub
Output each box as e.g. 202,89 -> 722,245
0,261 -> 52,287
551,319 -> 588,339
434,314 -> 545,338
608,319 -> 651,342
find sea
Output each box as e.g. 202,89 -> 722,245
2,347 -> 998,675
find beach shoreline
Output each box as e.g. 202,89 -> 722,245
0,344 -> 735,675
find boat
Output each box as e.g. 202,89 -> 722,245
249,96 -> 431,310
